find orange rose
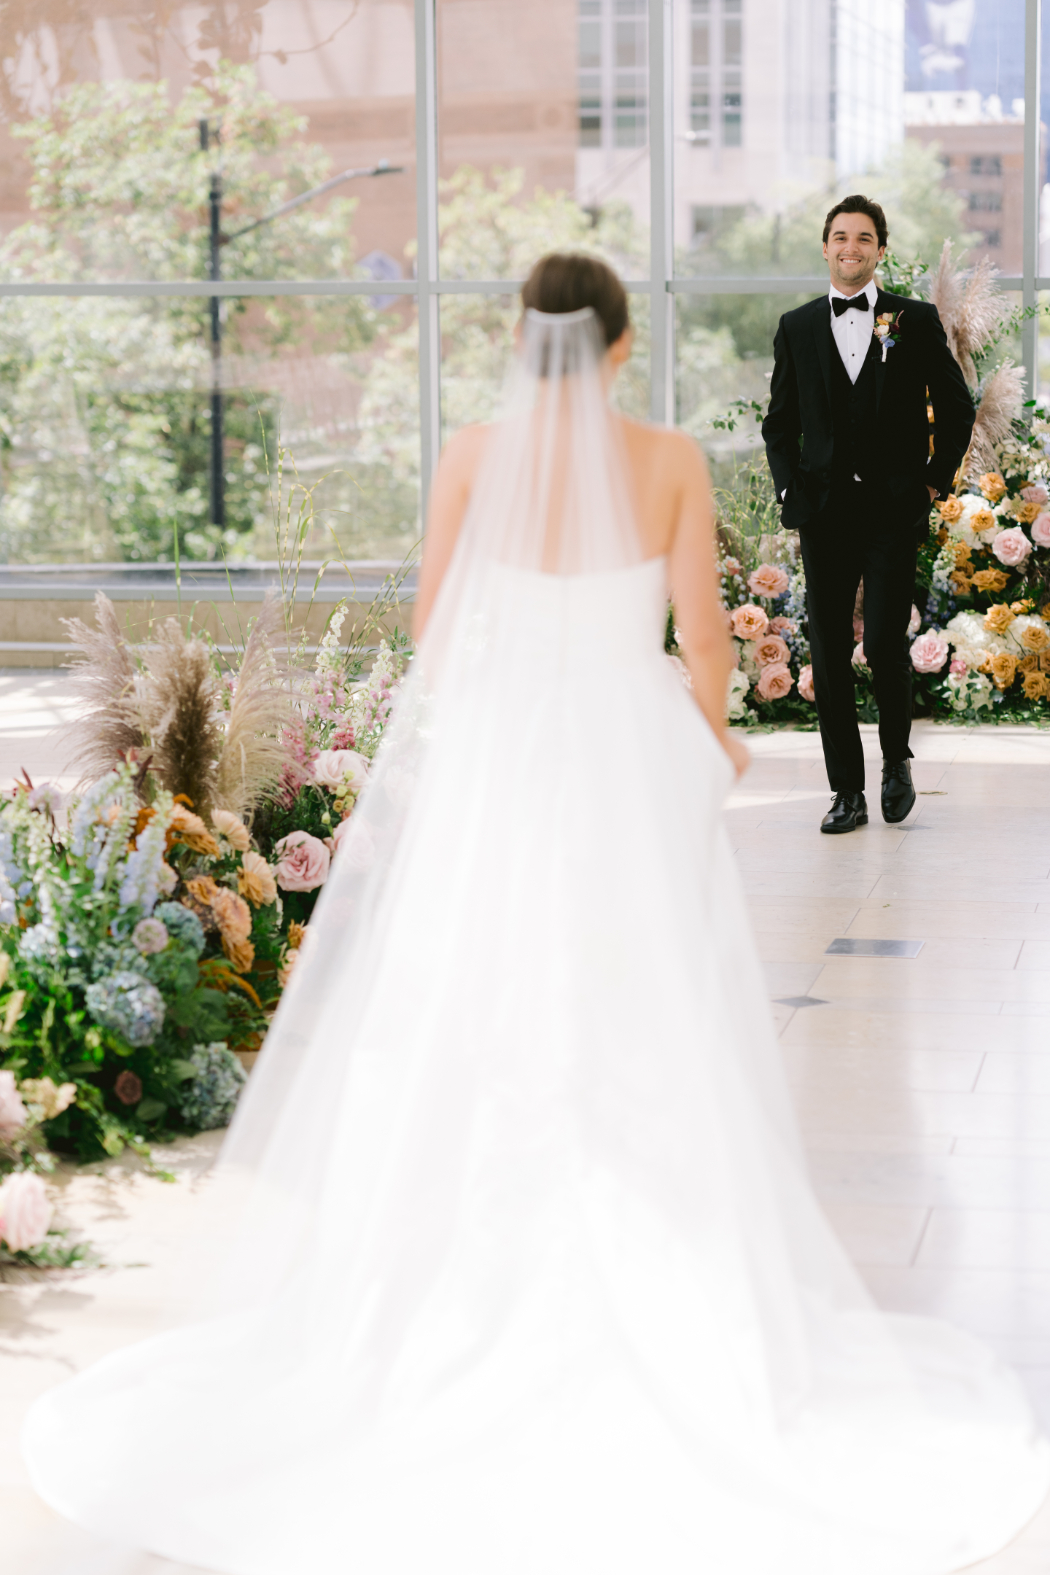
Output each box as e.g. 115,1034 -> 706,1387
1021,623 -> 1050,653
1013,499 -> 1042,524
970,567 -> 1010,593
979,472 -> 1007,503
949,570 -> 972,594
937,496 -> 964,523
970,507 -> 997,535
951,541 -> 972,566
1023,670 -> 1049,701
983,604 -> 1016,634
729,604 -> 769,640
990,651 -> 1019,691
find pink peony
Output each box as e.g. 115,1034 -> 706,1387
754,634 -> 791,668
908,604 -> 922,635
0,1171 -> 52,1251
798,664 -> 816,702
910,632 -> 950,673
729,604 -> 769,640
747,563 -> 790,599
768,616 -> 796,636
1031,513 -> 1050,549
273,831 -> 331,892
0,1070 -> 27,1137
991,527 -> 1033,567
756,662 -> 793,701
1022,485 -> 1049,505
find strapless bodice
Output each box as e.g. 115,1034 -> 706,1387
481,555 -> 669,676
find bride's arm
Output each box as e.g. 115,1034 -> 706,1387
413,425 -> 485,640
666,434 -> 749,779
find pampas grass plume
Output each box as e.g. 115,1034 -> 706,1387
215,598 -> 293,818
61,593 -> 145,781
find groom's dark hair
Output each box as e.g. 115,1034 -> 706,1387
522,253 -> 630,347
822,195 -> 888,249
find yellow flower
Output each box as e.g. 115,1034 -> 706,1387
983,604 -> 1016,634
970,507 -> 997,534
1013,499 -> 1042,524
979,472 -> 1007,502
936,496 -> 964,523
237,850 -> 278,908
1023,670 -> 1050,701
288,921 -> 307,951
951,541 -> 972,566
1019,653 -> 1040,674
211,810 -> 250,852
222,935 -> 256,974
949,570 -> 972,595
990,651 -> 1019,691
168,804 -> 221,858
1021,622 -> 1050,653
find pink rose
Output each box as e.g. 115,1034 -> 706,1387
723,557 -> 742,578
908,604 -> 922,635
756,662 -> 793,701
754,634 -> 791,668
852,642 -> 868,667
910,632 -> 950,673
747,564 -> 790,599
991,526 -> 1033,567
729,604 -> 769,640
0,1171 -> 52,1251
273,831 -> 331,892
949,658 -> 967,675
1022,485 -> 1049,504
768,616 -> 796,636
798,664 -> 816,702
0,1070 -> 27,1138
1031,513 -> 1050,548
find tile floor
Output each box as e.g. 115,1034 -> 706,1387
2,679 -> 1050,1571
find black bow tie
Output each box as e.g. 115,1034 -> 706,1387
832,294 -> 870,316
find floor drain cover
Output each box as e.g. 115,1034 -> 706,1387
825,938 -> 923,958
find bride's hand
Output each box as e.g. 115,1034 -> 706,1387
723,732 -> 750,779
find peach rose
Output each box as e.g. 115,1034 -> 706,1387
971,567 -> 1010,593
0,1171 -> 52,1252
970,507 -> 997,536
1021,622 -> 1050,653
1023,670 -> 1050,700
755,662 -> 793,700
949,570 -> 973,595
979,472 -> 1007,503
1031,513 -> 1050,548
984,604 -> 1016,634
754,634 -> 791,668
273,830 -> 331,892
768,616 -> 796,636
909,633 -> 950,673
991,651 -> 1019,690
951,541 -> 972,567
237,850 -> 278,908
798,664 -> 816,702
0,1069 -> 27,1137
747,564 -> 790,599
1014,499 -> 1042,524
211,810 -> 250,852
936,496 -> 964,523
992,527 -> 1033,567
277,948 -> 299,989
729,604 -> 769,640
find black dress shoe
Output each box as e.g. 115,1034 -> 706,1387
820,790 -> 868,834
881,760 -> 916,824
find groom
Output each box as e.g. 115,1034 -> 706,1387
762,195 -> 974,833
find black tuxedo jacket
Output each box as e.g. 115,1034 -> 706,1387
761,288 -> 975,531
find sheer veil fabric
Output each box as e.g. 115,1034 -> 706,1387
23,308 -> 1050,1574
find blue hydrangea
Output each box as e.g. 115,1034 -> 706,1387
177,1042 -> 247,1131
153,902 -> 205,957
85,970 -> 165,1047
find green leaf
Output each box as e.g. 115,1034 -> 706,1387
135,1097 -> 167,1124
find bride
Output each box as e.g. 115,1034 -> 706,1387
23,254 -> 1050,1574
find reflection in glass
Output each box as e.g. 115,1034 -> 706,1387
0,294 -> 419,566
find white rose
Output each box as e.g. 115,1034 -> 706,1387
313,749 -> 370,793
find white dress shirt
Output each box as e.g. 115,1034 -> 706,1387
828,277 -> 877,383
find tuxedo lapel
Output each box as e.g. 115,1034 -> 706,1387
872,289 -> 901,419
811,295 -> 834,408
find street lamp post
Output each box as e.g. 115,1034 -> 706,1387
197,117 -> 403,532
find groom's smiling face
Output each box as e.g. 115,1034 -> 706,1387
823,212 -> 886,296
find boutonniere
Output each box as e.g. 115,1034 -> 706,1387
873,309 -> 904,364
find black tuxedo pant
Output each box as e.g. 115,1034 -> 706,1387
798,480 -> 920,794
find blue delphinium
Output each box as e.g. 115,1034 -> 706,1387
85,971 -> 166,1047
177,1042 -> 247,1130
153,902 -> 206,957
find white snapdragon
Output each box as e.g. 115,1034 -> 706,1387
315,600 -> 348,679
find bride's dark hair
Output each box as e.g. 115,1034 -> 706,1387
521,253 -> 630,347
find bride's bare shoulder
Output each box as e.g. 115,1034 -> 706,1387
616,417 -> 709,479
438,422 -> 490,483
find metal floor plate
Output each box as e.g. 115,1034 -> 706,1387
825,937 -> 924,958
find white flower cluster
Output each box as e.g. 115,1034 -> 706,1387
118,794 -> 175,912
725,667 -> 750,720
944,609 -> 1046,669
315,600 -> 348,680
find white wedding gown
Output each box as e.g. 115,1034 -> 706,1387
23,310 -> 1050,1574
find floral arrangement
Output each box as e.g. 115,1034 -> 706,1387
0,1069 -> 88,1269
